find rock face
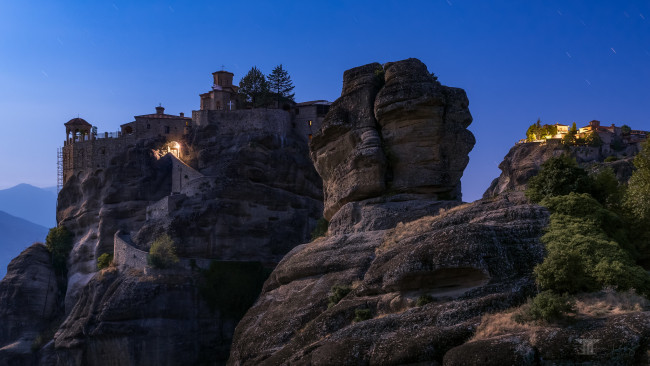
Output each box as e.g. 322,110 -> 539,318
228,193 -> 549,365
0,244 -> 61,364
444,313 -> 650,365
227,59 -> 550,365
22,110 -> 322,364
310,58 -> 475,220
53,267 -> 230,366
484,142 -> 638,198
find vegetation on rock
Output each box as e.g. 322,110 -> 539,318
523,148 -> 650,322
148,234 -> 179,269
416,294 -> 434,307
96,253 -> 113,270
353,308 -> 372,322
45,226 -> 73,275
524,155 -> 592,203
525,119 -> 557,141
327,284 -> 351,308
311,217 -> 329,240
623,141 -> 650,265
514,290 -> 575,323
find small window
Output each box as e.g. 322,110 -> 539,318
295,108 -> 300,115
308,120 -> 312,126
308,134 -> 312,140
147,124 -> 151,129
165,126 -> 170,134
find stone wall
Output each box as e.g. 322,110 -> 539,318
113,231 -> 148,270
62,134 -> 136,184
192,109 -> 293,136
146,195 -> 186,221
170,154 -> 204,194
113,231 -> 214,272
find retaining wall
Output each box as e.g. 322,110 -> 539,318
113,231 -> 214,272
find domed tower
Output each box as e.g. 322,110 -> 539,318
61,117 -> 94,186
64,117 -> 93,145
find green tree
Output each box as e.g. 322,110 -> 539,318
585,131 -> 602,147
590,168 -> 623,209
623,142 -> 650,264
96,253 -> 113,270
621,124 -> 632,135
238,66 -> 270,108
46,226 -> 73,275
267,64 -> 295,107
535,193 -> 650,295
148,234 -> 179,269
525,155 -> 592,202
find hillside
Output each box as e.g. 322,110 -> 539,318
0,210 -> 48,278
0,184 -> 57,228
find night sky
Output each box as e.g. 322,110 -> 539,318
1,0 -> 649,202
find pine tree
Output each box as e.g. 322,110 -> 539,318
238,66 -> 270,108
267,64 -> 295,108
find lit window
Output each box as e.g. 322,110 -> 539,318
308,120 -> 312,126
308,134 -> 312,140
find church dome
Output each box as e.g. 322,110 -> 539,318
65,117 -> 92,126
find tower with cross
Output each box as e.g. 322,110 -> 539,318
200,69 -> 238,111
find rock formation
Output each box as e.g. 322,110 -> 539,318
310,58 -> 475,220
0,107 -> 323,364
228,192 -> 549,365
0,244 -> 61,365
484,142 -> 638,198
229,59 -> 650,364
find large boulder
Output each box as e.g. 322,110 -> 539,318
228,193 -> 549,365
309,63 -> 387,220
374,59 -> 474,197
53,268 -> 231,366
0,244 -> 61,365
311,58 -> 475,220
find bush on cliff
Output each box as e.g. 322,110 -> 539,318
535,193 -> 650,295
311,217 -> 329,240
148,234 -> 179,269
525,155 -> 592,203
45,226 -> 73,275
514,291 -> 575,323
623,141 -> 650,265
96,253 -> 113,270
328,284 -> 351,308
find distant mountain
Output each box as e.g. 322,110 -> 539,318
0,184 -> 56,228
0,210 -> 48,278
41,186 -> 59,196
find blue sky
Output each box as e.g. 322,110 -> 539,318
0,1 -> 648,202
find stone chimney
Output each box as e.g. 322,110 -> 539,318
156,105 -> 165,115
180,112 -> 184,117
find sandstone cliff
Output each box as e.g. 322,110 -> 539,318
0,109 -> 323,365
0,244 -> 62,365
484,141 -> 639,198
310,58 -> 475,220
229,59 -> 650,365
228,192 -> 549,365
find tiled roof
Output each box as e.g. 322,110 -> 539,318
64,117 -> 92,126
